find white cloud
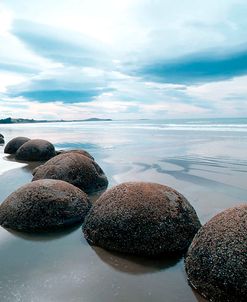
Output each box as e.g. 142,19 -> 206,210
0,4 -> 13,36
140,102 -> 208,117
0,72 -> 26,93
185,76 -> 247,116
187,75 -> 247,102
1,0 -> 247,119
6,0 -> 247,59
0,95 -> 135,120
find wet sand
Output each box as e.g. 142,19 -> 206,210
1,120 -> 247,302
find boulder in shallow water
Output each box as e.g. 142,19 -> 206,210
0,134 -> 4,138
185,205 -> 247,302
32,152 -> 108,194
0,137 -> 4,144
83,182 -> 201,256
4,137 -> 30,154
56,149 -> 94,160
15,139 -> 56,161
0,179 -> 91,231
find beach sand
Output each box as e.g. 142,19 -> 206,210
1,120 -> 246,302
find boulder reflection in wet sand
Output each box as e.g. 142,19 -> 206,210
92,246 -> 181,275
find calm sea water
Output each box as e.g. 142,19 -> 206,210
0,118 -> 247,302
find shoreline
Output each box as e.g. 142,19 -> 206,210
0,157 -> 206,302
1,121 -> 246,302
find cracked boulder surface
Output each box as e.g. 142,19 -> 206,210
15,139 -> 56,161
4,137 -> 30,154
83,182 -> 201,256
0,179 -> 91,232
185,205 -> 247,302
32,153 -> 108,194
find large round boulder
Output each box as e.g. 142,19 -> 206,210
32,153 -> 108,194
185,205 -> 247,302
56,149 -> 94,160
4,137 -> 30,154
0,179 -> 91,231
83,182 -> 201,256
15,139 -> 56,161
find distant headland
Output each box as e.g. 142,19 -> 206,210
0,117 -> 112,124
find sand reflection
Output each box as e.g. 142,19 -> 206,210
92,246 -> 181,275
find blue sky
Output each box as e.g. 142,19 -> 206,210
0,0 -> 247,119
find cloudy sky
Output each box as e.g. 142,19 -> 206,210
1,0 -> 247,120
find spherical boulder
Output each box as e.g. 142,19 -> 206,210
185,205 -> 247,302
56,149 -> 94,160
15,139 -> 56,161
0,179 -> 91,231
4,137 -> 30,154
32,153 -> 108,194
83,182 -> 201,256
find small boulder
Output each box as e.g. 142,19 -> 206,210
83,182 -> 201,256
15,139 -> 56,161
32,153 -> 108,194
56,149 -> 94,160
0,134 -> 4,138
185,205 -> 247,302
4,137 -> 30,154
0,179 -> 91,231
0,137 -> 4,144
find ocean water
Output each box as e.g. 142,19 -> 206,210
0,118 -> 247,302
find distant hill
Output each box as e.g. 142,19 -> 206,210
82,118 -> 112,122
0,117 -> 112,124
0,118 -> 47,124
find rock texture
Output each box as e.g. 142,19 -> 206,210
32,153 -> 108,194
15,139 -> 56,161
56,149 -> 94,160
83,182 -> 201,256
4,137 -> 30,154
0,179 -> 91,231
185,205 -> 247,302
